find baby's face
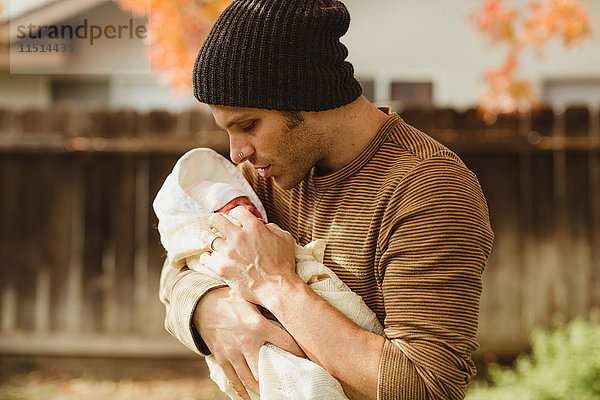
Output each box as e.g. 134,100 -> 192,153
216,196 -> 263,219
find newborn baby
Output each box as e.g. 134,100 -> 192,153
153,148 -> 384,400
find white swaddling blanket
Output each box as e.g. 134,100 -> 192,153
153,148 -> 384,400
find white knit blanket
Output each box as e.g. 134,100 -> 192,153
161,218 -> 384,400
153,149 -> 384,400
203,239 -> 385,400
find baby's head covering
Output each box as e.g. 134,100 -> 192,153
153,148 -> 267,240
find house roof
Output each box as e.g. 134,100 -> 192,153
1,0 -> 106,43
2,0 -> 55,21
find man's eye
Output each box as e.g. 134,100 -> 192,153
239,120 -> 256,132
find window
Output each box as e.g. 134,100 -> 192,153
390,81 -> 433,108
358,78 -> 375,102
51,79 -> 110,107
543,79 -> 600,108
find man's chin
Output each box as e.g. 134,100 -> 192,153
272,173 -> 309,191
272,177 -> 294,190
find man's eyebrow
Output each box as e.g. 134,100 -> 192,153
224,113 -> 253,129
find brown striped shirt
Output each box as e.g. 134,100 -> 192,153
239,112 -> 494,399
159,111 -> 494,399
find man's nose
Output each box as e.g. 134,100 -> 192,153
229,136 -> 254,164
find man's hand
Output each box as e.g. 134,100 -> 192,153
194,286 -> 305,400
200,206 -> 302,307
198,206 -> 385,399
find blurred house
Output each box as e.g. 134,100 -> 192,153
343,0 -> 600,110
1,0 -> 599,111
0,0 -> 197,111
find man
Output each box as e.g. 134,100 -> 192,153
159,0 -> 494,399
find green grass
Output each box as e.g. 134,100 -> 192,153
467,318 -> 600,400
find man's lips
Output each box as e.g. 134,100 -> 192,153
255,165 -> 271,178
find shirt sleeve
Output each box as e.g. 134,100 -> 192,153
159,259 -> 226,356
376,154 -> 494,400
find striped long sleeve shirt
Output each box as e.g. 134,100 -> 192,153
159,111 -> 494,399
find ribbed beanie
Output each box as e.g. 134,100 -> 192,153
193,0 -> 362,112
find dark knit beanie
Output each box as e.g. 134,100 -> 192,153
193,0 -> 362,112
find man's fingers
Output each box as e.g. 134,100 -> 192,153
228,205 -> 261,228
230,354 -> 260,395
265,223 -> 293,240
244,350 -> 260,388
217,359 -> 253,400
199,251 -> 235,281
208,212 -> 238,237
265,323 -> 306,358
200,231 -> 225,253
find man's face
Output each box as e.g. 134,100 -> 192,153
209,105 -> 329,190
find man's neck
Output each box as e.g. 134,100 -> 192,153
314,96 -> 390,175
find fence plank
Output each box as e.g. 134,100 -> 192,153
49,156 -> 78,332
590,108 -> 600,314
0,157 -> 19,332
518,150 -> 538,334
101,236 -> 118,333
400,108 -> 434,134
134,156 -> 150,335
21,110 -> 51,134
149,111 -> 177,135
0,110 -> 16,133
14,156 -> 42,332
516,113 -> 539,334
115,156 -> 136,334
34,156 -> 64,333
531,106 -> 554,137
80,158 -> 105,333
531,151 -> 556,327
565,151 -> 593,318
466,152 -> 522,343
552,110 -> 570,317
564,106 -> 590,137
35,267 -> 51,333
66,162 -> 85,333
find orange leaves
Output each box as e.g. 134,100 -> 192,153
472,0 -> 591,49
524,0 -> 592,48
471,0 -> 592,123
200,0 -> 233,21
471,0 -> 518,45
117,0 -> 232,94
480,52 -> 536,123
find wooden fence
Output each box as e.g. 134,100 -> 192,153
0,106 -> 598,358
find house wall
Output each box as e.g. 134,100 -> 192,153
1,0 -> 599,111
0,1 -> 198,111
343,0 -> 600,108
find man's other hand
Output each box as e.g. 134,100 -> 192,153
194,286 -> 305,400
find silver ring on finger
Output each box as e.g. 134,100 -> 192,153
208,234 -> 220,252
